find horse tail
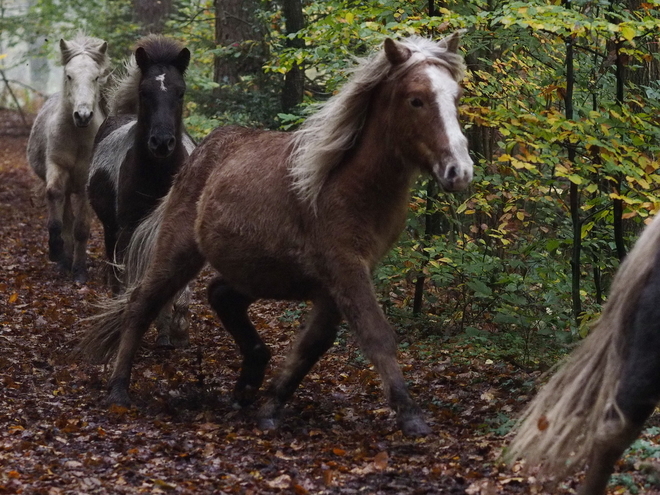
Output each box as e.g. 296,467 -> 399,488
123,198 -> 167,287
507,214 -> 660,475
75,288 -> 132,364
75,199 -> 168,364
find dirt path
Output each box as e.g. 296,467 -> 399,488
0,108 -> 598,494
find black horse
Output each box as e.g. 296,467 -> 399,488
87,35 -> 193,347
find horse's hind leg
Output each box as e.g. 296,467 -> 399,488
258,296 -> 341,430
107,249 -> 205,406
581,264 -> 660,495
207,277 -> 270,407
70,192 -> 91,282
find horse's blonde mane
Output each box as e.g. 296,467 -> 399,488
288,35 -> 466,207
60,34 -> 109,69
106,35 -> 186,116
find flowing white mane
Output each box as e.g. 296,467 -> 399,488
288,35 -> 466,207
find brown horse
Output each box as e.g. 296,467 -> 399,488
77,33 -> 473,436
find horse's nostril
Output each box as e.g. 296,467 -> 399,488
148,136 -> 159,150
446,165 -> 457,180
167,137 -> 176,151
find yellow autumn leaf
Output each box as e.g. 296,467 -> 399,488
621,25 -> 635,42
8,293 -> 18,304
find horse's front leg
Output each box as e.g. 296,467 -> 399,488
44,162 -> 69,269
329,264 -> 430,437
70,192 -> 91,282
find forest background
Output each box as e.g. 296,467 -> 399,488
3,0 -> 660,370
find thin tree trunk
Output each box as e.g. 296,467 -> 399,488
564,19 -> 582,323
213,0 -> 265,88
281,0 -> 304,112
133,0 -> 172,34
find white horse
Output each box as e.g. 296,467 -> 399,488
27,34 -> 110,282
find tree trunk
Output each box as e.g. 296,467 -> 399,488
565,25 -> 582,324
281,0 -> 305,112
133,0 -> 172,34
213,0 -> 266,87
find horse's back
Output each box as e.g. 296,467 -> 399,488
26,94 -> 61,181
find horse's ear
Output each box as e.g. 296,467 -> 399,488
384,38 -> 412,66
98,41 -> 108,55
439,30 -> 464,54
135,46 -> 151,71
59,39 -> 72,64
173,47 -> 191,74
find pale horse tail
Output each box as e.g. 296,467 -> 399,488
506,214 -> 660,476
75,199 -> 171,363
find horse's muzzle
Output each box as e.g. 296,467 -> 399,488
73,110 -> 93,127
433,161 -> 473,192
148,135 -> 176,158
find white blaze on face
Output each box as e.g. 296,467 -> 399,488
425,65 -> 473,188
156,73 -> 167,92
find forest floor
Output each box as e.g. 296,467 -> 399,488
1,108 -> 659,494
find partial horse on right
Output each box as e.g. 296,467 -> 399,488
508,214 -> 660,494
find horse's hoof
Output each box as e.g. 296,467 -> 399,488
72,268 -> 88,284
168,332 -> 190,349
400,416 -> 431,437
155,334 -> 175,349
105,390 -> 131,408
233,384 -> 259,407
57,257 -> 73,273
258,416 -> 279,432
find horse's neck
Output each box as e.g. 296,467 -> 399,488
345,112 -> 417,212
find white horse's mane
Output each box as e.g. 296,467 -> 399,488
288,35 -> 466,207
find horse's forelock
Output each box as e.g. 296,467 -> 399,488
61,35 -> 109,69
134,35 -> 186,69
107,36 -> 187,116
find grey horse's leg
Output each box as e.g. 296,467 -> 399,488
44,163 -> 69,268
154,285 -> 192,348
70,192 -> 91,282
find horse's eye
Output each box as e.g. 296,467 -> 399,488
67,74 -> 72,81
410,98 -> 423,108
95,76 -> 99,82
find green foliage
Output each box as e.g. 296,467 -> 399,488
8,0 -> 660,366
